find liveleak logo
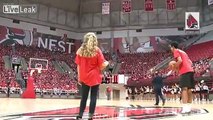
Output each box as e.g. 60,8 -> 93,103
3,4 -> 37,14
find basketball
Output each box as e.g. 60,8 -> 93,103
100,61 -> 109,70
169,61 -> 177,70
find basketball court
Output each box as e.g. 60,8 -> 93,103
0,98 -> 212,120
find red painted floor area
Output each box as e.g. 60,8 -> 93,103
1,105 -> 208,120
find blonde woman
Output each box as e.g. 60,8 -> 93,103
75,32 -> 109,120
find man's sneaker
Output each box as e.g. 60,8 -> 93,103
181,106 -> 191,114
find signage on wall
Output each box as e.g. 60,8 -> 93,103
185,12 -> 200,31
166,0 -> 176,10
122,0 -> 132,13
208,0 -> 213,5
102,2 -> 110,15
144,0 -> 154,11
0,25 -> 75,53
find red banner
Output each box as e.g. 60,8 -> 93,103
166,0 -> 176,10
122,0 -> 131,13
144,0 -> 154,11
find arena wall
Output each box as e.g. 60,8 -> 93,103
1,16 -> 213,40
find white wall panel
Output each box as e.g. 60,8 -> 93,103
102,14 -> 110,27
66,12 -> 73,27
73,14 -> 79,28
57,9 -> 66,25
111,11 -> 120,26
120,12 -> 129,25
148,9 -> 158,24
158,9 -> 167,24
67,12 -> 78,28
80,14 -> 93,28
138,10 -> 148,25
93,13 -> 102,27
130,10 -> 139,25
48,7 -> 57,23
38,5 -> 48,21
177,8 -> 185,23
167,10 -> 177,23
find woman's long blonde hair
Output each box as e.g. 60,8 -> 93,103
77,32 -> 98,57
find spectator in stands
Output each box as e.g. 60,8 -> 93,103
169,42 -> 195,113
75,32 -> 109,120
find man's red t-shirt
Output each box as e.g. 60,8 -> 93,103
75,48 -> 105,86
173,49 -> 194,75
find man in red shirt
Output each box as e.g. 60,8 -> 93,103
169,42 -> 194,113
75,32 -> 109,120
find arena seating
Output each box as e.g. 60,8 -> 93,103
0,44 -> 114,98
117,41 -> 213,87
117,52 -> 171,86
0,45 -> 78,97
0,41 -> 212,98
186,41 -> 213,62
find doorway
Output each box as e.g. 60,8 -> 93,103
113,89 -> 120,100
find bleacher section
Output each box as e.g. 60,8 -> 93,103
117,41 -> 213,86
0,44 -> 78,98
0,44 -> 114,98
186,41 -> 213,61
0,41 -> 212,98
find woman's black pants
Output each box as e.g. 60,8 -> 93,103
79,83 -> 99,117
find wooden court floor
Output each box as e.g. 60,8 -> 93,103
0,98 -> 213,120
